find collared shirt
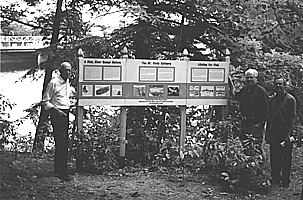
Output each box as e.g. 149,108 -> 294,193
269,92 -> 296,125
235,84 -> 269,125
41,76 -> 71,110
267,92 -> 296,141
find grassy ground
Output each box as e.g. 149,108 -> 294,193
0,144 -> 302,200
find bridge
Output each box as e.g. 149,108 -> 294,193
0,36 -> 48,72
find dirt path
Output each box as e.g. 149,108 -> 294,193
0,146 -> 302,200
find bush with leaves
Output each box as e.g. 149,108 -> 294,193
230,43 -> 303,143
0,94 -> 33,153
147,106 -> 265,191
72,106 -> 120,173
125,106 -> 181,166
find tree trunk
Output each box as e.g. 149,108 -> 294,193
51,0 -> 63,44
32,0 -> 63,152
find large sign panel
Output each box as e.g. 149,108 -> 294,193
78,58 -> 229,106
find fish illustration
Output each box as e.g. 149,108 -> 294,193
190,91 -> 199,96
96,86 -> 110,95
201,89 -> 214,92
150,87 -> 164,96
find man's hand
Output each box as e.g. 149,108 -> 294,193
265,134 -> 270,143
228,76 -> 235,99
283,135 -> 291,146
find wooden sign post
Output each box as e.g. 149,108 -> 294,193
118,106 -> 127,168
75,52 -> 230,170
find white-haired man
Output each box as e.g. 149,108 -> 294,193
41,62 -> 73,181
234,68 -> 269,162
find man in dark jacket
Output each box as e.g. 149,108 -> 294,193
266,77 -> 296,187
234,69 -> 269,161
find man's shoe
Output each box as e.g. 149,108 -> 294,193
270,179 -> 281,186
55,171 -> 75,175
58,175 -> 73,181
68,171 -> 75,175
280,182 -> 290,188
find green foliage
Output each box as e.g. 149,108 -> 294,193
72,104 -> 264,180
230,40 -> 303,125
126,106 -> 180,165
112,0 -> 232,59
125,106 -> 262,176
0,3 -> 27,35
72,106 -> 120,173
0,21 -> 40,36
1,0 -> 303,188
0,94 -> 17,150
0,94 -> 33,153
134,111 -> 265,194
148,113 -> 265,192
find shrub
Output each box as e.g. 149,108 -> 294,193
0,94 -> 32,153
72,106 -> 120,173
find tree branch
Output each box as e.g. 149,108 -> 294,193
0,15 -> 52,31
262,19 -> 303,35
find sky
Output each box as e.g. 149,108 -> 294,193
82,5 -> 126,33
2,0 -> 128,35
1,0 -> 128,137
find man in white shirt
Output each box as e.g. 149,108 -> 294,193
41,62 -> 72,181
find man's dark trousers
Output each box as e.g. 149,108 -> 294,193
51,109 -> 69,177
270,141 -> 292,185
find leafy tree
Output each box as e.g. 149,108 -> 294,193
1,0 -> 113,151
0,21 -> 40,36
1,0 -> 303,176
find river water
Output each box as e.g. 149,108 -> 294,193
0,69 -> 44,136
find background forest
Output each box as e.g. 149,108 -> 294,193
1,0 -> 303,199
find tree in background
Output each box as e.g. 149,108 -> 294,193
1,0 -> 303,168
1,0 -> 114,151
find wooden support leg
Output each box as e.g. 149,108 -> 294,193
222,105 -> 228,119
76,106 -> 84,172
180,106 -> 186,147
118,106 -> 127,168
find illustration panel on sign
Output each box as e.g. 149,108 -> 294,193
95,85 -> 110,96
82,85 -> 93,97
191,68 -> 207,82
103,66 -> 121,81
209,69 -> 225,82
149,85 -> 164,97
139,67 -> 157,81
201,86 -> 214,96
84,66 -> 102,80
167,85 -> 180,96
133,85 -> 146,97
112,85 -> 123,96
158,68 -> 174,81
189,85 -> 200,97
215,85 -> 225,96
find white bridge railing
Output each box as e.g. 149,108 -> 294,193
0,36 -> 48,50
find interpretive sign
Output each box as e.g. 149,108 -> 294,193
76,57 -> 230,165
78,58 -> 229,106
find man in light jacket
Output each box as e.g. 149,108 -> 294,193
41,62 -> 73,181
